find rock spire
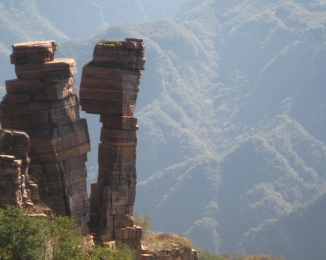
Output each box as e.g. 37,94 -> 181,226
80,38 -> 145,248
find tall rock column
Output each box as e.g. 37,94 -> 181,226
0,41 -> 90,233
80,38 -> 145,247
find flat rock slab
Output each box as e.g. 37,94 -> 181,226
80,66 -> 141,90
92,39 -> 145,70
100,127 -> 137,147
100,115 -> 138,130
15,58 -> 77,79
5,77 -> 76,102
11,40 -> 57,65
80,99 -> 136,116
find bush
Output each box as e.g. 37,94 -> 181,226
0,206 -> 135,260
0,207 -> 49,260
84,244 -> 135,260
134,212 -> 151,235
48,216 -> 84,260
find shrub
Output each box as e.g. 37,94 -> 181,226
0,206 -> 135,260
134,212 -> 151,235
0,206 -> 49,260
47,216 -> 84,260
84,244 -> 135,260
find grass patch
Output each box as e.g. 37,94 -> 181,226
141,232 -> 192,255
98,40 -> 123,47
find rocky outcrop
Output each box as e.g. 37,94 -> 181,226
0,41 -> 90,233
0,129 -> 35,207
80,38 -> 145,248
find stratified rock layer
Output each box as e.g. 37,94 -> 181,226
0,129 -> 34,208
80,38 -> 145,248
0,41 -> 90,233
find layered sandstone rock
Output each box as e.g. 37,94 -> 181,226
80,38 -> 145,248
0,41 -> 90,233
0,129 -> 34,208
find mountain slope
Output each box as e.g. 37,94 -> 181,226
238,192 -> 326,260
0,0 -> 69,85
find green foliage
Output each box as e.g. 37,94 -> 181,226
47,216 -> 84,260
83,244 -> 135,260
0,207 -> 135,260
134,212 -> 151,235
0,207 -> 49,260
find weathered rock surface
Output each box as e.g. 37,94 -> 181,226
80,38 -> 145,248
10,40 -> 57,65
0,40 -> 90,234
0,129 -> 33,208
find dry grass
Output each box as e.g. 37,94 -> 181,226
141,232 -> 193,255
24,203 -> 52,217
98,40 -> 123,47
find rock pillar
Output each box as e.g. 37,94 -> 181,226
0,41 -> 90,233
80,38 -> 145,247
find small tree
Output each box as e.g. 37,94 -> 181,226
0,206 -> 49,260
48,216 -> 84,260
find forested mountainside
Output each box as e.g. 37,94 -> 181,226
1,0 -> 326,259
238,192 -> 326,260
35,0 -> 185,38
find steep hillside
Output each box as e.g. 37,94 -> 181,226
0,0 -> 68,85
238,192 -> 326,260
34,0 -> 185,39
0,1 -> 68,47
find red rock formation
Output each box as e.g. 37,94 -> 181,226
80,38 -> 145,248
0,129 -> 34,208
0,41 -> 90,234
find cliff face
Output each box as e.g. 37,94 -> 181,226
0,41 -> 90,233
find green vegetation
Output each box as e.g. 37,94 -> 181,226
142,232 -> 193,255
0,207 -> 134,260
134,212 -> 151,235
